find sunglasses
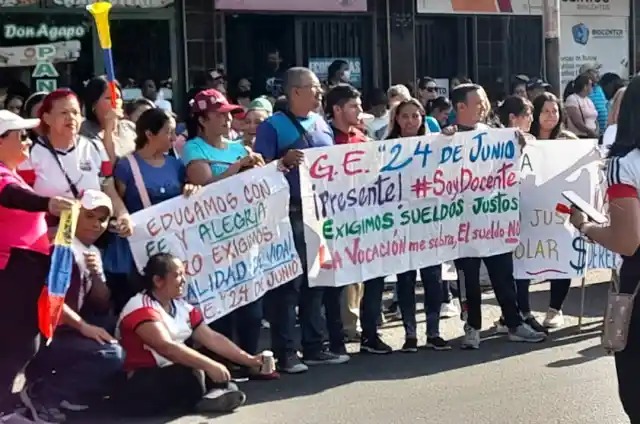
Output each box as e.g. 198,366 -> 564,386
0,130 -> 29,141
425,86 -> 437,92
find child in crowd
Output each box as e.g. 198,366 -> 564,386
21,190 -> 124,424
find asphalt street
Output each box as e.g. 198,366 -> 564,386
85,271 -> 626,424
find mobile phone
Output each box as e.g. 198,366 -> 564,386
561,190 -> 608,225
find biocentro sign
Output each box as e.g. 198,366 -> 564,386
562,0 -> 613,11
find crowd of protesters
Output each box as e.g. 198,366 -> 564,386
0,57 -> 638,424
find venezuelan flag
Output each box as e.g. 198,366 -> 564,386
38,204 -> 80,342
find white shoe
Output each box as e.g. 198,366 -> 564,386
440,301 -> 459,318
493,318 -> 509,335
508,324 -> 546,343
196,385 -> 246,413
59,401 -> 88,412
0,412 -> 35,424
460,324 -> 480,349
543,308 -> 565,328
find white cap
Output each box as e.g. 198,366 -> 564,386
80,189 -> 113,215
0,110 -> 39,135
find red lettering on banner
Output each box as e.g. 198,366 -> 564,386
343,150 -> 366,176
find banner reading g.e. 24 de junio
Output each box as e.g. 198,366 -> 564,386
300,129 -> 521,287
128,163 -> 302,323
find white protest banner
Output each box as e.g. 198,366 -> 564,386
300,129 -> 521,287
514,139 -> 600,279
128,163 -> 302,322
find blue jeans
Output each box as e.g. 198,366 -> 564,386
210,299 -> 263,355
396,266 -> 443,338
27,330 -> 124,406
266,209 -> 327,360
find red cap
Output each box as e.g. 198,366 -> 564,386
190,89 -> 243,114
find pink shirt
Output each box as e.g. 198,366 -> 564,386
0,163 -> 50,269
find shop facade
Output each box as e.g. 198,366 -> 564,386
413,0 -> 543,98
1,0 -> 184,108
560,0 -> 631,88
203,0 -> 376,97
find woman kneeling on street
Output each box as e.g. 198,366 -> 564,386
115,253 -> 263,416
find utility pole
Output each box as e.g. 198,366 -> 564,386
543,0 -> 561,97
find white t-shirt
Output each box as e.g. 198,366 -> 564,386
118,293 -> 204,371
606,150 -> 640,199
18,136 -> 112,198
603,124 -> 617,148
565,94 -> 598,132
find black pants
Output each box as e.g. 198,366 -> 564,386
514,279 -> 572,315
0,249 -> 49,413
210,299 -> 263,355
105,271 -> 139,315
454,253 -> 522,330
614,259 -> 640,423
115,364 -> 230,417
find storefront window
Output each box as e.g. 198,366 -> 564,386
0,14 -> 94,96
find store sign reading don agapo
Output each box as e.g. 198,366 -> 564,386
4,24 -> 87,42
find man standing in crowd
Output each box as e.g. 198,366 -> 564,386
526,78 -> 551,102
324,84 -> 368,342
364,88 -> 388,138
141,79 -> 172,112
254,67 -> 348,374
450,83 -> 546,349
579,62 -> 607,135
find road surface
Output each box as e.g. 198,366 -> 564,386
88,271 -> 627,423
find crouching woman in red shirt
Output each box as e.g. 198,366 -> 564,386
115,253 -> 263,417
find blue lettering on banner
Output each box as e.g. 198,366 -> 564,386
378,140 -> 433,172
187,233 -> 297,305
587,243 -> 620,270
469,132 -> 516,163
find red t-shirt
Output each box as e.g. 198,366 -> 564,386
332,125 -> 368,145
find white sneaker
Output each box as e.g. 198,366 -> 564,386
59,401 -> 88,412
0,412 -> 35,424
196,384 -> 246,413
460,324 -> 480,349
440,301 -> 459,318
543,308 -> 565,328
493,318 -> 509,335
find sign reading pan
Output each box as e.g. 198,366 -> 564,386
45,0 -> 174,7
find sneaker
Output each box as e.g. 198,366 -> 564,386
426,336 -> 452,351
19,387 -> 65,424
195,383 -> 246,413
543,308 -> 565,329
304,349 -> 350,365
493,317 -> 509,335
0,412 -> 35,424
58,401 -> 88,413
400,338 -> 418,353
461,324 -> 480,350
440,301 -> 459,318
360,335 -> 393,354
277,354 -> 309,374
508,324 -> 546,343
384,302 -> 402,321
524,315 -> 549,335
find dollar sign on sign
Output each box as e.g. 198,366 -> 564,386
570,236 -> 587,273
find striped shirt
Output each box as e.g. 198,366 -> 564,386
589,84 -> 608,136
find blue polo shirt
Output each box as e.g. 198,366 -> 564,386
254,111 -> 334,202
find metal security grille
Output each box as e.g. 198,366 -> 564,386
415,16 -> 461,81
296,16 -> 372,91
